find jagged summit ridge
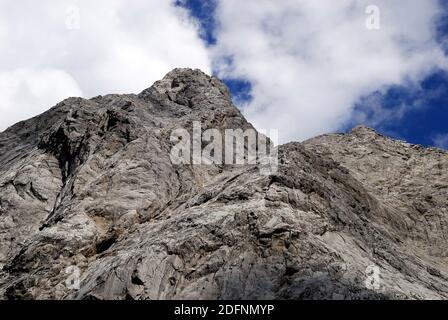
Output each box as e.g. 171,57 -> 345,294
0,69 -> 447,300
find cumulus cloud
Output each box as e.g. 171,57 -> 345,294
2,0 -> 447,144
0,0 -> 210,131
0,68 -> 83,130
211,0 -> 448,142
350,92 -> 409,128
433,133 -> 448,149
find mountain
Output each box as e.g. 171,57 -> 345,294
0,68 -> 447,300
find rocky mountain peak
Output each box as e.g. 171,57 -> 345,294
349,125 -> 380,136
139,68 -> 231,110
0,69 -> 447,300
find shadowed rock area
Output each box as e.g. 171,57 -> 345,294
0,68 -> 447,300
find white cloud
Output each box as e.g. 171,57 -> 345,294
212,0 -> 448,142
350,92 -> 409,128
0,0 -> 210,131
433,133 -> 448,149
349,79 -> 441,129
0,68 -> 83,130
1,0 -> 447,144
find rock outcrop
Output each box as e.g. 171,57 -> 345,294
0,68 -> 447,300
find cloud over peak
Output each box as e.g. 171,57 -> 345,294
0,0 -> 447,144
0,0 -> 210,130
211,0 -> 448,142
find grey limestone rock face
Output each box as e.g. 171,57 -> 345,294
0,68 -> 447,300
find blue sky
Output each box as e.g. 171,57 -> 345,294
350,69 -> 448,148
176,0 -> 253,103
178,0 -> 448,149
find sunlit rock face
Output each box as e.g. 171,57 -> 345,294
0,69 -> 447,300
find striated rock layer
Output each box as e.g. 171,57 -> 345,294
0,68 -> 447,300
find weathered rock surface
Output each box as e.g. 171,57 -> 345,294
0,68 -> 447,300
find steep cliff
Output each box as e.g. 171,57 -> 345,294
0,69 -> 447,299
